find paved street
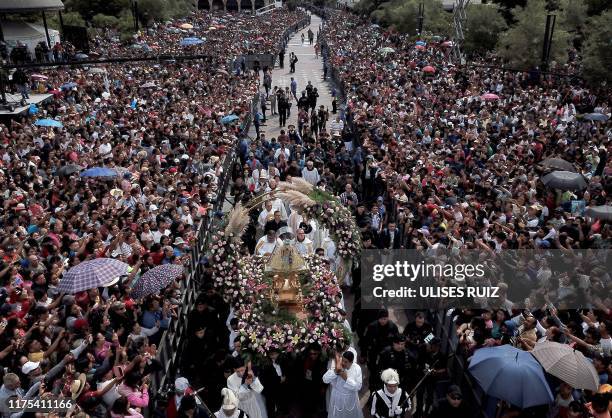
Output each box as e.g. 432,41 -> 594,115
250,12 -> 336,139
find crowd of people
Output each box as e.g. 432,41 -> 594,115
0,1 -> 611,417
0,8 -> 312,418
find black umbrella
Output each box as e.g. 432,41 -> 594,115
585,206 -> 612,221
56,164 -> 83,177
541,171 -> 588,191
540,158 -> 575,172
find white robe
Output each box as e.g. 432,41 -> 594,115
214,409 -> 244,418
226,373 -> 268,418
322,362 -> 363,418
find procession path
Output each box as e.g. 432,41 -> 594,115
249,12 -> 335,139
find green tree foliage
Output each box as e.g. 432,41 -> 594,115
46,11 -> 85,31
369,0 -> 451,36
558,0 -> 587,35
581,10 -> 612,85
91,13 -> 120,28
463,4 -> 507,55
496,0 -> 570,68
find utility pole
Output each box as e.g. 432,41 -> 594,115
132,0 -> 139,32
417,2 -> 424,36
542,13 -> 556,70
451,0 -> 470,64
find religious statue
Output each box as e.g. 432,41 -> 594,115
265,227 -> 307,319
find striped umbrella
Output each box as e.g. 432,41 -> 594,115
131,264 -> 184,299
58,258 -> 129,294
532,341 -> 599,391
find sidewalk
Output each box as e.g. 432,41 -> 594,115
250,13 -> 335,139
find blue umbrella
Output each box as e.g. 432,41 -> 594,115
180,37 -> 204,46
468,345 -> 553,408
583,113 -> 609,121
75,53 -> 89,60
35,118 -> 63,128
221,114 -> 239,124
60,82 -> 78,90
80,167 -> 118,178
415,40 -> 427,46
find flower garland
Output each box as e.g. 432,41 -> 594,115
207,184 -> 361,357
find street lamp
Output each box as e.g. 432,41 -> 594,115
132,0 -> 139,32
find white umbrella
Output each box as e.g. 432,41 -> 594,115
532,341 -> 599,391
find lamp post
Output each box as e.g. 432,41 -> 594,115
132,0 -> 139,32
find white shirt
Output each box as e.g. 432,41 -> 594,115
302,167 -> 320,185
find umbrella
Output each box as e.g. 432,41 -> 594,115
56,164 -> 83,176
532,341 -> 599,392
415,45 -> 426,51
583,113 -> 609,122
585,205 -> 612,221
80,167 -> 118,178
75,53 -> 89,60
541,171 -> 588,191
180,37 -> 204,46
469,345 -> 553,408
209,26 -> 217,30
540,157 -> 576,172
35,118 -> 63,128
131,264 -> 184,299
423,65 -> 436,73
31,74 -> 48,80
415,41 -> 426,46
441,40 -> 454,47
88,68 -> 107,74
180,23 -> 194,29
140,82 -> 157,88
60,82 -> 78,90
379,47 -> 395,54
221,114 -> 239,124
481,93 -> 500,101
58,258 -> 129,294
217,68 -> 229,76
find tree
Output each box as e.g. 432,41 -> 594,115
91,13 -> 120,28
496,0 -> 570,69
463,4 -> 507,55
581,10 -> 612,85
558,0 -> 587,35
371,0 -> 451,36
46,11 -> 85,31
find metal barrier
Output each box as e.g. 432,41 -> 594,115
430,310 -> 489,418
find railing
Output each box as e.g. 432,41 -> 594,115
255,1 -> 282,15
430,310 -> 489,418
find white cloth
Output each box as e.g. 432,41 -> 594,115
270,198 -> 288,220
322,362 -> 363,418
227,373 -> 267,418
301,167 -> 321,185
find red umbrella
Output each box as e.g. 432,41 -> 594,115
481,93 -> 500,101
415,45 -> 426,51
423,66 -> 436,73
441,41 -> 454,47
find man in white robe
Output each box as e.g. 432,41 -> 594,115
227,359 -> 267,418
257,201 -> 275,231
255,230 -> 282,256
322,351 -> 363,418
295,228 -> 314,256
216,387 -> 250,418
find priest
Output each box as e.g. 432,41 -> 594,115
226,358 -> 267,418
215,388 -> 251,418
369,369 -> 410,418
322,351 -> 363,418
255,229 -> 282,256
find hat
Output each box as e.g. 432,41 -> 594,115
110,189 -> 123,198
380,368 -> 400,385
149,204 -> 159,212
447,385 -> 462,397
73,318 -> 89,330
221,388 -> 239,410
70,373 -> 87,400
175,377 -> 190,393
21,361 -> 40,375
174,237 -> 186,246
